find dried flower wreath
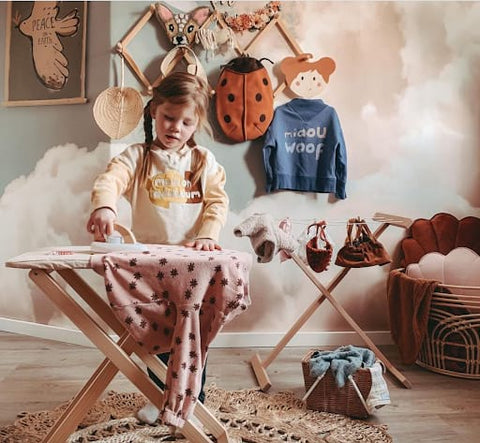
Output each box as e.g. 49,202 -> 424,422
223,1 -> 281,32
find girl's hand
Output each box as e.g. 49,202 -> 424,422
86,207 -> 116,242
185,238 -> 222,251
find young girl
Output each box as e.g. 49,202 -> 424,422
86,72 -> 229,424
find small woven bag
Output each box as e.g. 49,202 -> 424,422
306,221 -> 333,273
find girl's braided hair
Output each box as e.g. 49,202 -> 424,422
141,72 -> 212,186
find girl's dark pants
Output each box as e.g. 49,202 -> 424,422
147,352 -> 207,403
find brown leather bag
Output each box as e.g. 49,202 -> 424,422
306,221 -> 333,273
335,218 -> 391,268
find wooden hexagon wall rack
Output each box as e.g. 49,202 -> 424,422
116,2 -> 308,98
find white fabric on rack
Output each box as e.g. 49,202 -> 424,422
234,213 -> 298,263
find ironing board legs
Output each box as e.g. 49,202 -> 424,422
58,269 -> 231,443
42,334 -> 134,442
29,269 -> 230,443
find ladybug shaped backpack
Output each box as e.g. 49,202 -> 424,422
215,56 -> 274,143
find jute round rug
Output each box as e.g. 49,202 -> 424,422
0,384 -> 392,442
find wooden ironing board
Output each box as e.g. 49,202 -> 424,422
250,212 -> 414,391
5,245 -> 254,443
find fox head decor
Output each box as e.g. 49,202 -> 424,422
155,2 -> 211,47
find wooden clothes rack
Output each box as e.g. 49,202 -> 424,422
250,212 -> 414,391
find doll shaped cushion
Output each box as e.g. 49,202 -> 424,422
401,213 -> 480,267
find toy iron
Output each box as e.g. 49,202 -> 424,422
90,223 -> 149,253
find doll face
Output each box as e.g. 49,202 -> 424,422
289,69 -> 327,99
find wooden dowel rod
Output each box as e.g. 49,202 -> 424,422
121,48 -> 152,92
275,18 -> 303,55
120,6 -> 154,48
243,18 -> 278,53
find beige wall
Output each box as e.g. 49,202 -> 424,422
1,2 -> 479,337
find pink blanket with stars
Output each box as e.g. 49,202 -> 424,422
90,245 -> 252,427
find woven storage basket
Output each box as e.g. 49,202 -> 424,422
301,349 -> 372,418
416,287 -> 480,379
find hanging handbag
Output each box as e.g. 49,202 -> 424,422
306,221 -> 333,272
215,55 -> 274,142
160,45 -> 209,85
335,217 -> 391,268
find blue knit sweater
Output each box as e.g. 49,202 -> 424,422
262,99 -> 347,199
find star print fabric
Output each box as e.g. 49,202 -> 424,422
90,245 -> 252,426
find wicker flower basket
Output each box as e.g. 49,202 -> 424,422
301,350 -> 372,419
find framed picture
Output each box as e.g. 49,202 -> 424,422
3,1 -> 87,107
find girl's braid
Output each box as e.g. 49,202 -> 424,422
140,99 -> 154,184
143,99 -> 153,151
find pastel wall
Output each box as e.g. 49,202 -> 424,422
0,2 -> 111,192
1,1 -> 479,339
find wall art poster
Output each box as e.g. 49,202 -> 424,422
3,1 -> 87,106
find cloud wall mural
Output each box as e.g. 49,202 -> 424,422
1,2 -> 479,336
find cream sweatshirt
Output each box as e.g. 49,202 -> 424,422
91,143 -> 229,244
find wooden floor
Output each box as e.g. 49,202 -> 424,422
0,331 -> 479,443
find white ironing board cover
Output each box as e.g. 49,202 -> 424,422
6,246 -> 96,270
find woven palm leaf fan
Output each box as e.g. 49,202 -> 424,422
93,55 -> 143,139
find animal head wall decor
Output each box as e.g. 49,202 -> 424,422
155,2 -> 211,47
280,54 -> 336,99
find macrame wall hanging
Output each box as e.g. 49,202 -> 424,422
195,25 -> 235,61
